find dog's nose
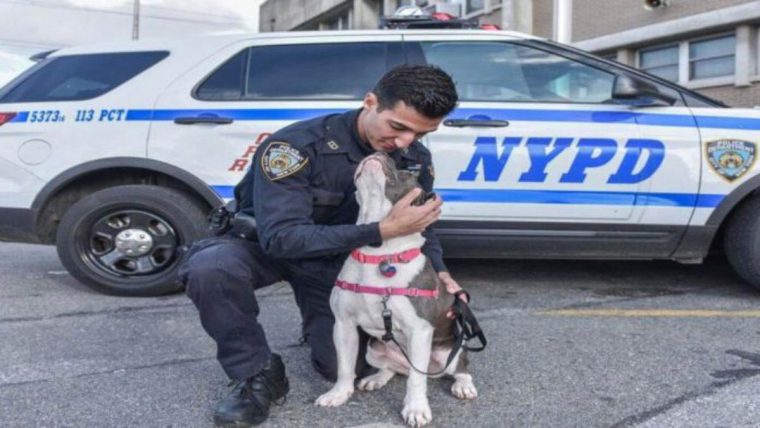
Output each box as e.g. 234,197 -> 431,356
363,158 -> 384,173
354,157 -> 384,181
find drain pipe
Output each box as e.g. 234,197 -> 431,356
553,0 -> 572,44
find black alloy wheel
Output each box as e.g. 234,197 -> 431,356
56,185 -> 210,296
81,209 -> 178,278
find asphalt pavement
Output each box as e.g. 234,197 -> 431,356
2,242 -> 760,427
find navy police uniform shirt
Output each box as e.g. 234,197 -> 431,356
233,109 -> 446,272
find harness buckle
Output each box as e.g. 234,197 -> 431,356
381,307 -> 394,342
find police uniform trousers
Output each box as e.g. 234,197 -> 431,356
179,234 -> 366,382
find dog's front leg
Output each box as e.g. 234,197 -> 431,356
401,324 -> 433,427
315,318 -> 358,407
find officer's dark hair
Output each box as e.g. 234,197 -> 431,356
372,64 -> 458,119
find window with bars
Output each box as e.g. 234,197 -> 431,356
639,44 -> 679,82
637,32 -> 737,85
689,34 -> 735,80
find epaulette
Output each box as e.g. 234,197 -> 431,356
265,115 -> 329,152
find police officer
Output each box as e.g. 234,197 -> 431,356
179,65 -> 463,427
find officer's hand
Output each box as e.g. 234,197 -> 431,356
379,188 -> 442,240
440,272 -> 468,319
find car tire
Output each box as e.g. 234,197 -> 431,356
56,185 -> 210,296
724,195 -> 760,290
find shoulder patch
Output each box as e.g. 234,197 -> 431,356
260,142 -> 309,181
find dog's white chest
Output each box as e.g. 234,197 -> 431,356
331,253 -> 429,339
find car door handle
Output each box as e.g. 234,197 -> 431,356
174,114 -> 234,125
443,119 -> 510,128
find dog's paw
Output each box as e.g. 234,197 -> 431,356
401,397 -> 432,427
451,376 -> 478,400
314,387 -> 353,407
357,370 -> 394,391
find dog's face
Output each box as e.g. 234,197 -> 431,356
354,153 -> 421,223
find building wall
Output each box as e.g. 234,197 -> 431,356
260,0 -> 348,32
572,0 -> 755,42
699,83 -> 760,108
532,0 -> 554,39
567,0 -> 760,108
257,0 -> 760,107
353,0 -> 382,30
478,7 -> 502,27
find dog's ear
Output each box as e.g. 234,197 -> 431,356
398,171 -> 419,189
383,170 -> 416,204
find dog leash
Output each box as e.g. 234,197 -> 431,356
378,289 -> 487,376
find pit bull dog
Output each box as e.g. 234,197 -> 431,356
315,152 -> 477,427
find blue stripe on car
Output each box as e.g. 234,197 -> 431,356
10,112 -> 28,123
125,109 -> 347,121
120,108 -> 760,130
210,185 -> 723,208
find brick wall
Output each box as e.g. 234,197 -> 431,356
533,0 -> 554,39
260,0 -> 349,32
572,0 -> 754,42
697,82 -> 760,108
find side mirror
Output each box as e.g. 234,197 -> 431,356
612,75 -> 676,107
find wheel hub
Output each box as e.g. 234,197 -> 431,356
114,228 -> 155,257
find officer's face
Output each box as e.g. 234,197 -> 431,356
359,93 -> 441,153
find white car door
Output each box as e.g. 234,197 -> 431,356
148,34 -> 404,201
403,33 -> 701,257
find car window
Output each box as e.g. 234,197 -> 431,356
245,43 -> 389,100
415,41 -> 616,104
648,80 -> 686,107
0,51 -> 168,103
682,92 -> 718,108
195,49 -> 247,101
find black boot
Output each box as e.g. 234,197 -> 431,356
214,353 -> 289,427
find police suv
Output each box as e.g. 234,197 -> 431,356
2,27 -> 759,296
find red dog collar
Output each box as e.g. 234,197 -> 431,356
335,280 -> 438,298
351,248 -> 422,264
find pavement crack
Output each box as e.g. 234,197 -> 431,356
609,380 -> 733,428
611,350 -> 760,427
710,349 -> 760,380
0,356 -> 216,389
0,286 -> 291,325
0,302 -> 194,324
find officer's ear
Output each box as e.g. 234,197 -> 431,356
363,92 -> 378,112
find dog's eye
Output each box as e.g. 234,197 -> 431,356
387,172 -> 399,186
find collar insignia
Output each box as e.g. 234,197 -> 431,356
706,139 -> 756,182
327,140 -> 339,150
261,142 -> 309,181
